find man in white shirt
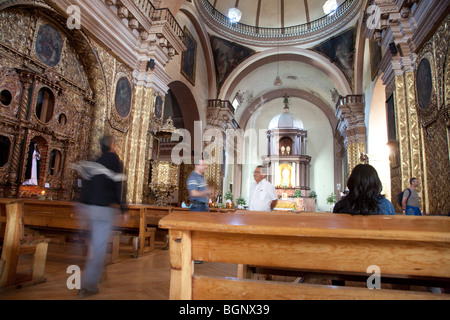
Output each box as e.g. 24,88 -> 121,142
248,166 -> 278,211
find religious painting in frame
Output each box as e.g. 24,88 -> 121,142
154,95 -> 163,120
35,24 -> 63,67
312,27 -> 356,86
181,27 -> 197,86
386,94 -> 397,142
114,77 -> 132,118
416,57 -> 434,111
210,36 -> 256,93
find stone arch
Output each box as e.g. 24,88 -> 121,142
239,88 -> 337,131
219,48 -> 353,101
168,81 -> 201,136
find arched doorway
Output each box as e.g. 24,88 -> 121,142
160,81 -> 200,205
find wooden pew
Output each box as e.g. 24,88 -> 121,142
115,204 -> 166,253
159,210 -> 450,300
0,199 -> 49,289
21,200 -> 170,256
21,200 -> 122,262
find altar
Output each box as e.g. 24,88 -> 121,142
274,198 -> 315,212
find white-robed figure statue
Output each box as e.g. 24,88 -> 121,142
23,143 -> 41,186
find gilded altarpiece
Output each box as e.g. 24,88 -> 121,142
0,8 -> 134,201
415,16 -> 450,215
0,10 -> 94,199
387,72 -> 425,212
386,16 -> 450,215
127,87 -> 161,204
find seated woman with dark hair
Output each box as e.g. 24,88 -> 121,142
333,164 -> 395,216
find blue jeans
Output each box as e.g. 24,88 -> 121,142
78,204 -> 118,291
405,205 -> 422,216
189,202 -> 209,212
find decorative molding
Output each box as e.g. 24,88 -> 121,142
196,0 -> 362,47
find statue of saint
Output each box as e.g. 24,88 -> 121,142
23,143 -> 41,186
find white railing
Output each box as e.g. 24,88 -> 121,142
200,0 -> 356,39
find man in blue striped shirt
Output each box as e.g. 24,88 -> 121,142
186,159 -> 211,212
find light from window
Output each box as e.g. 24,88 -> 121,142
228,8 -> 242,23
323,0 -> 338,15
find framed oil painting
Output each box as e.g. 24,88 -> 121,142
386,94 -> 397,142
210,36 -> 255,92
155,95 -> 163,119
181,27 -> 197,85
35,24 -> 63,67
312,28 -> 355,85
416,57 -> 433,111
115,77 -> 132,118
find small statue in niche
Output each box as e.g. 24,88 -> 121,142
281,146 -> 285,155
286,146 -> 291,155
23,142 -> 41,186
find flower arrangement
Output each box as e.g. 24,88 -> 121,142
236,196 -> 246,206
224,191 -> 234,202
327,193 -> 337,204
293,190 -> 302,198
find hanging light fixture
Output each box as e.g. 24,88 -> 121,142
323,0 -> 338,15
274,75 -> 283,86
273,43 -> 283,86
273,0 -> 282,86
228,7 -> 242,23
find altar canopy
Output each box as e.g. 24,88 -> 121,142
262,97 -> 311,197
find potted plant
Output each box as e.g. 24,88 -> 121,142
293,190 -> 302,198
327,193 -> 337,211
309,191 -> 317,201
236,196 -> 246,209
224,191 -> 234,208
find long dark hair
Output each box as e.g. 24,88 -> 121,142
342,164 -> 384,215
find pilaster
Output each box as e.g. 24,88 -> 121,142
335,95 -> 366,173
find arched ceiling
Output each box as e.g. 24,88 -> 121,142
178,0 -> 364,132
208,0 -> 344,28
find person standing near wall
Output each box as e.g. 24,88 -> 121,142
186,159 -> 211,212
402,178 -> 422,216
248,165 -> 278,212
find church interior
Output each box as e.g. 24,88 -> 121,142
0,0 -> 449,301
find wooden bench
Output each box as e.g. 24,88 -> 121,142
20,200 -> 170,256
0,199 -> 49,289
115,204 -> 162,254
21,200 -> 123,263
159,210 -> 450,300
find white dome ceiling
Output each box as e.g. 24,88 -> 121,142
268,107 -> 304,130
207,0 -> 345,29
